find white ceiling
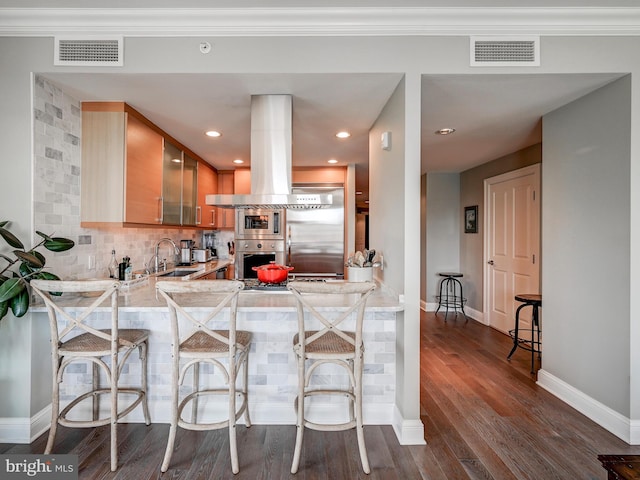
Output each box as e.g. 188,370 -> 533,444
421,73 -> 624,172
46,70 -> 624,188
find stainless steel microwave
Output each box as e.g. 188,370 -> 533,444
236,208 -> 285,239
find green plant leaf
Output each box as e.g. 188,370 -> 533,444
44,237 -> 75,252
31,251 -> 46,267
0,227 -> 24,249
19,262 -> 34,277
14,250 -> 44,268
0,278 -> 25,303
10,289 -> 29,317
36,272 -> 62,295
37,272 -> 60,281
0,300 -> 8,321
35,231 -> 53,242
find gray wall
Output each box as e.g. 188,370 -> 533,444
424,173 -> 460,307
542,76 -> 631,415
370,79 -> 406,294
1,30 -> 640,443
459,144 -> 542,311
370,77 -> 424,427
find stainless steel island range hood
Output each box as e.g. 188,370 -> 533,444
205,94 -> 332,209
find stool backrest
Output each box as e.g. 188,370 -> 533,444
156,280 -> 244,353
30,279 -> 121,349
287,281 -> 376,354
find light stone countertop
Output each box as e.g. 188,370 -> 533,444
30,262 -> 404,314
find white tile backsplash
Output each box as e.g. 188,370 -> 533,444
33,75 -> 204,280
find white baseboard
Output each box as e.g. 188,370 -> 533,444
0,400 -> 396,443
537,369 -> 637,444
421,301 -> 484,324
0,404 -> 51,444
391,405 -> 426,445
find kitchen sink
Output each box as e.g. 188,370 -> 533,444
157,270 -> 194,278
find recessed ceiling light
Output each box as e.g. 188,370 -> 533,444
171,158 -> 182,163
435,128 -> 456,135
336,131 -> 351,139
205,130 -> 222,137
233,159 -> 244,164
328,159 -> 338,164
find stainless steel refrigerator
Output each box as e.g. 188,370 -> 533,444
287,185 -> 344,278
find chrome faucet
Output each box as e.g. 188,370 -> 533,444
152,238 -> 179,273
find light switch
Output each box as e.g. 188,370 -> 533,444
381,131 -> 391,151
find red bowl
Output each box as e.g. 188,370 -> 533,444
252,262 -> 294,283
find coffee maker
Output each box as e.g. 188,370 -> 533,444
201,231 -> 217,258
180,239 -> 194,264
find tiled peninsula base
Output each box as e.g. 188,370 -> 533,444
36,304 -> 397,426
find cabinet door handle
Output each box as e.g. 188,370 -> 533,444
211,209 -> 215,226
196,206 -> 202,225
157,196 -> 164,223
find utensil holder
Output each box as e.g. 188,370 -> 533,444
347,266 -> 373,282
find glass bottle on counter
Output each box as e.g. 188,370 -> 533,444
108,250 -> 118,279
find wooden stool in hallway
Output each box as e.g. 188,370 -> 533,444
507,293 -> 542,374
435,272 -> 467,320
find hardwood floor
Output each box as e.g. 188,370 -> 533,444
2,311 -> 638,479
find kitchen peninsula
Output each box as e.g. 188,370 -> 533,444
30,276 -> 402,427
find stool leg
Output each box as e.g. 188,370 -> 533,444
436,278 -> 445,315
453,278 -> 468,321
291,353 -> 305,474
444,278 -> 451,321
507,303 -> 526,360
532,305 -> 541,372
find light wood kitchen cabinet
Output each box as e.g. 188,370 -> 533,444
81,102 -> 217,229
181,153 -> 198,226
161,143 -> 198,226
81,102 -> 163,227
217,171 -> 236,229
234,168 -> 251,194
197,161 -> 218,227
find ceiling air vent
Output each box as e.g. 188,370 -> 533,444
54,36 -> 123,66
470,36 -> 539,67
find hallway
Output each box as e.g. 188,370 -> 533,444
419,310 -> 640,478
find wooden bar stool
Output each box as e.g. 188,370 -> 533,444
31,279 -> 151,472
507,293 -> 542,374
435,272 -> 467,320
287,280 -> 376,475
156,280 -> 251,474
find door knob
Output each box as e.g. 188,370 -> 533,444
488,260 -> 494,265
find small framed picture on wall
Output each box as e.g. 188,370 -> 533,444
465,205 -> 478,233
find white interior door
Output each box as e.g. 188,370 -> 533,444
484,164 -> 540,335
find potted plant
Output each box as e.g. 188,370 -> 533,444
0,221 -> 74,320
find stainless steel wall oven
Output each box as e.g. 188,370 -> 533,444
236,208 -> 284,239
235,239 -> 286,280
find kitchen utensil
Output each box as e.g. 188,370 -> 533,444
252,262 -> 294,283
192,249 -> 211,263
180,239 -> 194,264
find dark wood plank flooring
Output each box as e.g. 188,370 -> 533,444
2,311 -> 638,479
